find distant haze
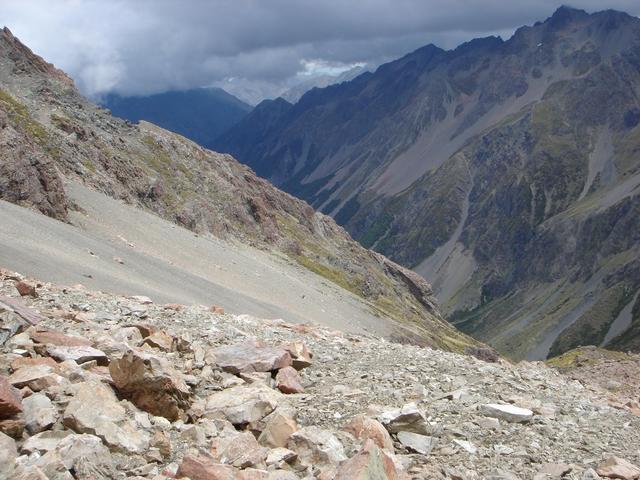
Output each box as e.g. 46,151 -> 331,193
4,1 -> 640,102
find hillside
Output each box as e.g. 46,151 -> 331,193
102,88 -> 251,148
0,26 -> 480,353
215,7 -> 640,360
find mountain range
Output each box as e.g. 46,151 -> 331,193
101,87 -> 251,148
215,6 -> 640,360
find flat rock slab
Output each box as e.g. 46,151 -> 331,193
206,383 -> 283,426
397,431 -> 436,455
597,456 -> 640,480
30,329 -> 92,347
480,404 -> 533,423
0,295 -> 44,325
45,345 -> 108,365
214,340 -> 292,374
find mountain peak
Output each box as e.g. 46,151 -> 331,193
546,5 -> 589,27
1,26 -> 74,87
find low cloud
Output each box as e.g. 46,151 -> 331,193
4,0 -> 640,102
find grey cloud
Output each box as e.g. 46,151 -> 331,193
4,0 -> 640,100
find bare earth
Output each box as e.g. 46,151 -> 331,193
0,182 -> 394,338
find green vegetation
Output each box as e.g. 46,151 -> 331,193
0,88 -> 49,142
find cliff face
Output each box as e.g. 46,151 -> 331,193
0,27 -> 475,352
215,8 -> 640,359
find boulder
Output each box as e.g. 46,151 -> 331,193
0,417 -> 25,438
288,426 -> 347,466
214,340 -> 292,374
344,415 -> 394,451
15,281 -> 37,297
8,364 -> 67,391
22,392 -> 57,434
334,440 -> 401,479
282,342 -> 313,370
10,356 -> 58,371
21,430 -> 73,455
397,431 -> 436,455
142,330 -> 175,352
211,431 -> 269,468
596,457 -> 640,479
30,329 -> 92,347
479,404 -> 533,423
45,345 -> 108,365
0,431 -> 17,478
176,455 -> 238,480
63,381 -> 150,453
34,433 -> 116,479
275,366 -> 304,394
378,403 -> 430,435
206,383 -> 283,426
0,374 -> 22,419
259,410 -> 298,448
109,350 -> 191,421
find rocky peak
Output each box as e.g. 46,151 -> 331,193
0,27 -> 73,87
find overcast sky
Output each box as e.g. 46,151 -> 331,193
4,0 -> 640,104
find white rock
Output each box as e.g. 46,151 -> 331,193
479,404 -> 533,423
397,431 -> 436,455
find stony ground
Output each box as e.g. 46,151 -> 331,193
1,269 -> 640,480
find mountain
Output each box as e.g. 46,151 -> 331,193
101,87 -> 251,148
0,26 -> 480,353
280,65 -> 368,104
215,7 -> 640,360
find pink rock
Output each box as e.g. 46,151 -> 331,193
15,281 -> 37,298
0,375 -> 22,419
275,366 -> 304,394
175,455 -> 237,480
334,440 -> 401,479
597,457 -> 640,480
344,415 -> 394,451
30,329 -> 92,347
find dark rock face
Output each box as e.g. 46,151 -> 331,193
215,7 -> 640,360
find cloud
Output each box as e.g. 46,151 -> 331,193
4,0 -> 640,102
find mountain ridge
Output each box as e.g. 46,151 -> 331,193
214,6 -> 640,360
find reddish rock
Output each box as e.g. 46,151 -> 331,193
163,303 -> 183,311
213,340 -> 292,374
258,411 -> 298,448
30,329 -> 92,347
109,350 -> 191,421
15,281 -> 37,298
344,415 -> 394,451
275,366 -> 304,394
597,457 -> 640,480
0,295 -> 44,325
0,418 -> 25,438
334,440 -> 401,480
10,357 -> 58,372
283,342 -> 313,370
175,455 -> 237,480
133,324 -> 156,338
210,305 -> 225,314
0,375 -> 22,419
142,330 -> 175,352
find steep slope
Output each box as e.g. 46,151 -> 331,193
102,87 -> 251,148
215,7 -> 640,360
0,27 -> 476,352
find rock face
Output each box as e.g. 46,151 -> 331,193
109,350 -> 191,421
0,25 -> 471,354
215,7 -> 640,360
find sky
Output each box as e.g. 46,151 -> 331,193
4,0 -> 640,104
